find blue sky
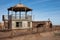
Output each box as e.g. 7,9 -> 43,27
0,0 -> 60,25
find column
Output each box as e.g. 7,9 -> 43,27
19,11 -> 21,19
31,11 -> 32,20
8,10 -> 9,29
8,10 -> 9,19
15,12 -> 17,19
25,8 -> 27,19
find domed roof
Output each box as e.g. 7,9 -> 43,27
14,4 -> 26,7
8,3 -> 32,12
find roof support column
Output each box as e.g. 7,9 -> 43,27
19,11 -> 21,19
8,10 -> 9,19
15,12 -> 17,19
31,11 -> 32,20
8,10 -> 9,29
25,8 -> 27,19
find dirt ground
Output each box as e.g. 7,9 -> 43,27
0,30 -> 60,40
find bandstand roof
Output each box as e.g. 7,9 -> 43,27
8,3 -> 32,12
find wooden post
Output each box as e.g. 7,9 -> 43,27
15,12 -> 17,19
3,15 -> 6,30
8,10 -> 9,29
25,8 -> 27,19
37,28 -> 38,33
19,11 -> 21,19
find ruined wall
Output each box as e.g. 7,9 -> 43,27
0,23 -> 2,30
12,21 -> 32,29
32,21 -> 45,28
0,22 -> 4,30
32,21 -> 52,32
52,25 -> 60,30
32,21 -> 51,28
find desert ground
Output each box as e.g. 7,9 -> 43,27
0,30 -> 60,40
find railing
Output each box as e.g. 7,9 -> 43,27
3,15 -> 32,21
3,15 -> 8,21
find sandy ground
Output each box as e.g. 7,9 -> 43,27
0,30 -> 60,40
